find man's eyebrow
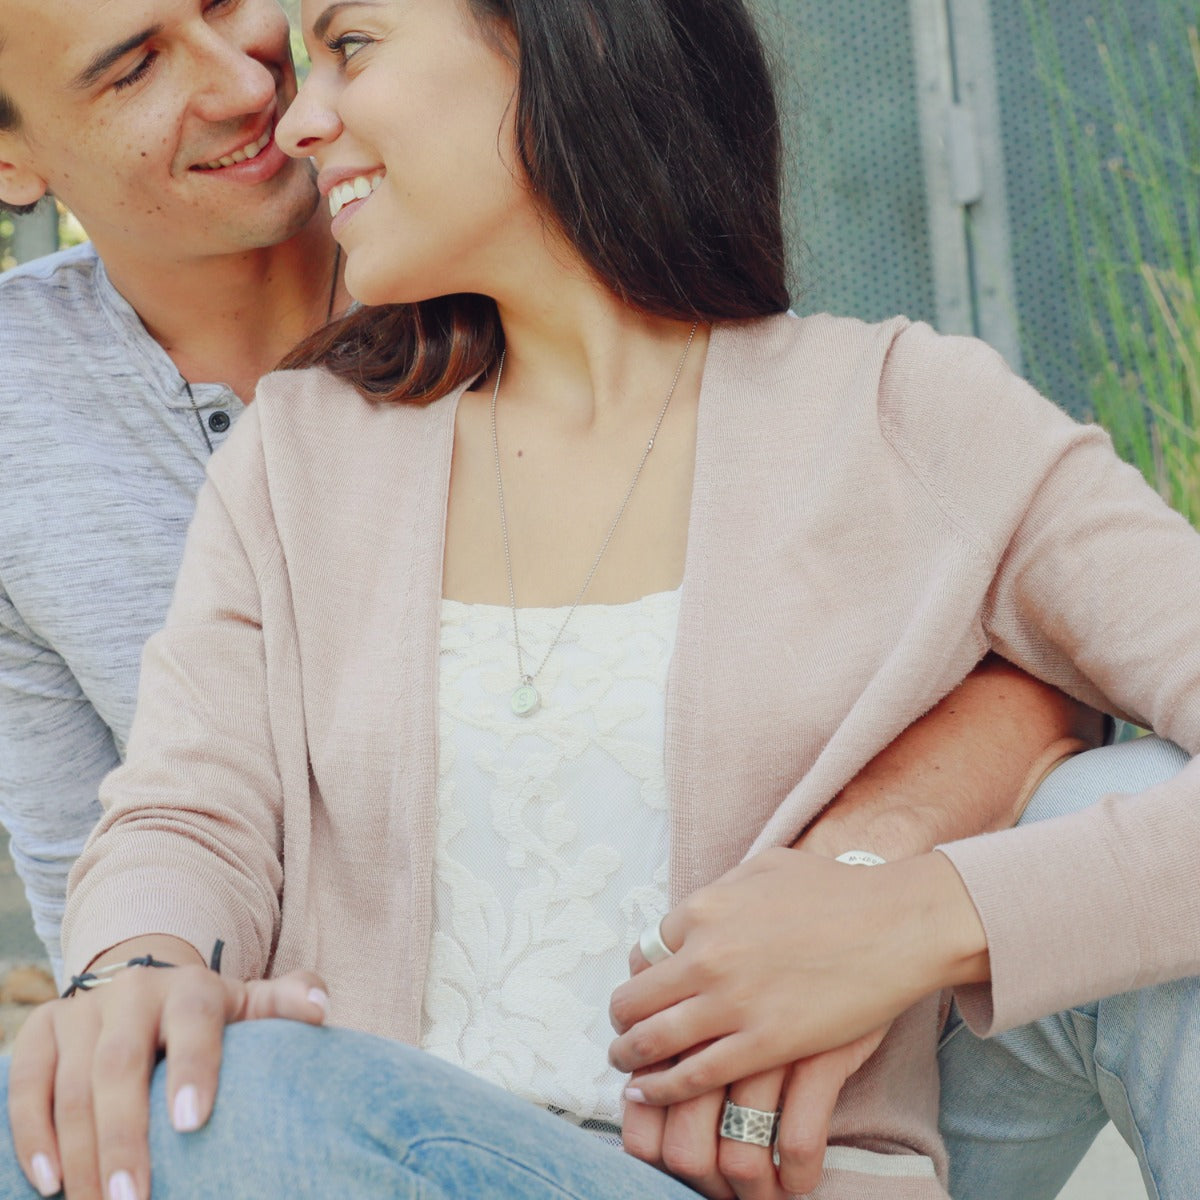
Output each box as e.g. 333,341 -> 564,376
71,25 -> 163,90
312,2 -> 385,42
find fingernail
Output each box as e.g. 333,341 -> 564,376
173,1083 -> 201,1132
30,1153 -> 58,1197
307,987 -> 329,1015
624,1086 -> 646,1103
108,1170 -> 137,1200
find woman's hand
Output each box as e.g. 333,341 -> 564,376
8,939 -> 328,1200
609,848 -> 987,1106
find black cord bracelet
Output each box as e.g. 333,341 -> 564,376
62,939 -> 226,999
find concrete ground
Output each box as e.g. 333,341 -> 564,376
0,832 -> 1148,1195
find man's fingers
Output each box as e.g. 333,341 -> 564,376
620,1069 -> 668,1166
775,1056 -> 845,1197
7,1004 -> 66,1198
658,1086 -> 732,1199
717,1069 -> 788,1200
774,1028 -> 888,1196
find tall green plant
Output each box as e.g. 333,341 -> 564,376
1025,1 -> 1199,524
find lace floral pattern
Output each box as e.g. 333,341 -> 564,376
420,591 -> 678,1124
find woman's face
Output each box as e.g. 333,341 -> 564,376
277,0 -> 536,306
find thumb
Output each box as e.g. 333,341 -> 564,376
237,970 -> 330,1024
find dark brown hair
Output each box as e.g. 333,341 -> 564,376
282,0 -> 791,402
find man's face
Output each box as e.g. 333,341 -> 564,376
0,0 -> 319,264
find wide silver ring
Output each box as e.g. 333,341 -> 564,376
638,917 -> 674,965
719,1099 -> 781,1147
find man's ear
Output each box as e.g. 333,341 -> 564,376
0,134 -> 48,209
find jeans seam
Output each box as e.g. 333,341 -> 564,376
1093,1060 -> 1160,1200
400,1135 -> 595,1200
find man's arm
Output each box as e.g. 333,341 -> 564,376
796,654 -> 1103,859
0,585 -> 119,981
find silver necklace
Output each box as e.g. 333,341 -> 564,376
491,321 -> 699,717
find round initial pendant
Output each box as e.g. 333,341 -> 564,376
510,682 -> 541,717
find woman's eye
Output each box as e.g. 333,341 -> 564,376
113,51 -> 158,92
325,33 -> 372,64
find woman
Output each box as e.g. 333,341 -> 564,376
4,1 -> 1198,1198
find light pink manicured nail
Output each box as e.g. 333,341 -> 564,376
173,1084 -> 200,1132
30,1153 -> 58,1197
308,987 -> 329,1015
108,1169 -> 137,1200
624,1086 -> 647,1103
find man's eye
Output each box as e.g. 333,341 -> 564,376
113,51 -> 158,92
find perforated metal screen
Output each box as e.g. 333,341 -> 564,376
758,1 -> 1193,420
757,1 -> 937,326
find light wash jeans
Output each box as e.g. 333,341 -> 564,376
939,735 -> 1193,1200
0,739 -> 1191,1198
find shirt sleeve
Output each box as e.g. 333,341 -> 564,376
0,584 -> 115,980
61,403 -> 287,982
882,322 -> 1200,1034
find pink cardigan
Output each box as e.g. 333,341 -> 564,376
64,313 -> 1200,1197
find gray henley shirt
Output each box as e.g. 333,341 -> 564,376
0,242 -> 244,977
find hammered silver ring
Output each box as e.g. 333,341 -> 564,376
719,1099 -> 781,1147
638,917 -> 674,965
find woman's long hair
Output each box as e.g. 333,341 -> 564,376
282,0 -> 791,402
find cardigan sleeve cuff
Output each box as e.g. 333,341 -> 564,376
936,806 -> 1142,1036
62,866 -> 264,984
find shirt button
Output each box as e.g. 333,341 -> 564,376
208,411 -> 231,434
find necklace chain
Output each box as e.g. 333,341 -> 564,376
491,321 -> 699,716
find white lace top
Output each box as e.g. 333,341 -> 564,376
419,591 -> 678,1128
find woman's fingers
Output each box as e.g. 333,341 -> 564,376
162,969 -> 328,1136
7,960 -> 332,1200
90,971 -> 170,1200
239,970 -> 329,1024
611,990 -> 736,1077
716,1069 -> 788,1200
623,1031 -> 769,1107
8,1003 -> 67,1197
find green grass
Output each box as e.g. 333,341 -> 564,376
1025,1 -> 1199,524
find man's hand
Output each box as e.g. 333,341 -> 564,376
8,936 -> 328,1200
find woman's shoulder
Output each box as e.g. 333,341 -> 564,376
249,366 -> 459,468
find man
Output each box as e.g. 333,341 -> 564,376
0,0 -> 347,979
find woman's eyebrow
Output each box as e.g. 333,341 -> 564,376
72,25 -> 163,90
313,1 -> 386,41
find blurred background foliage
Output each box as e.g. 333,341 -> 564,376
1025,0 -> 1198,523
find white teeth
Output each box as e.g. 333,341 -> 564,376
198,127 -> 272,171
328,172 -> 385,218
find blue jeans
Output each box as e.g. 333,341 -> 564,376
0,740 -> 1191,1198
939,736 -> 1192,1200
0,1020 -> 698,1199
